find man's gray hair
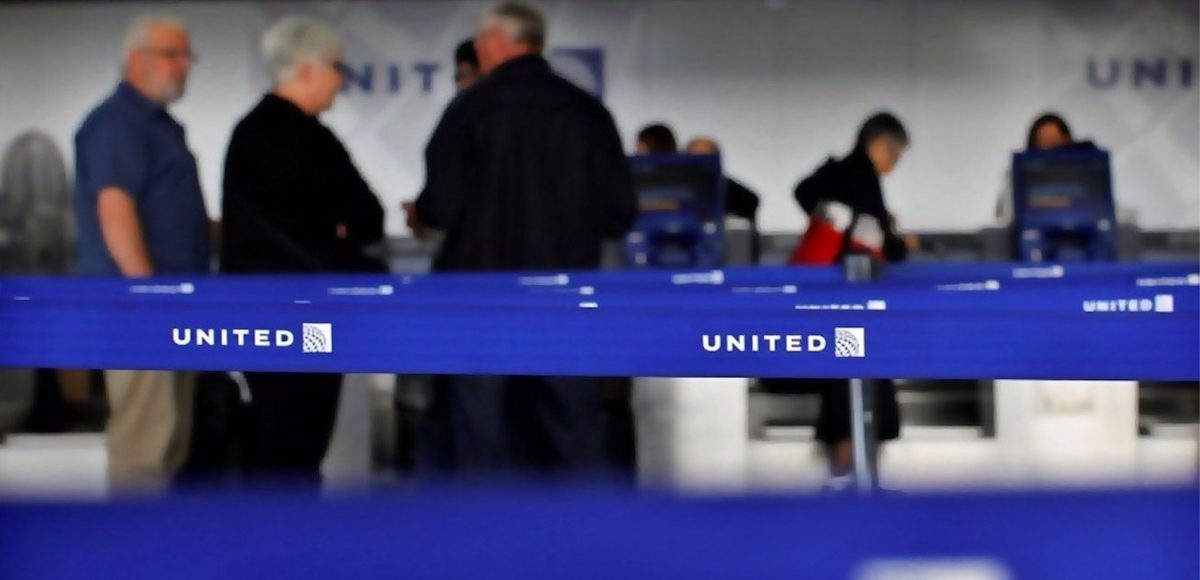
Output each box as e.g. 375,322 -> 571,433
121,15 -> 186,57
483,2 -> 546,50
260,15 -> 342,84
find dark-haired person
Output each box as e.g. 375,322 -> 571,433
784,112 -> 914,489
996,112 -> 1081,222
403,38 -> 482,237
635,129 -> 761,238
454,38 -> 481,92
394,39 -> 485,475
1026,113 -> 1073,151
635,123 -> 677,154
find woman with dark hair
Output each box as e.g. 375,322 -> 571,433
635,123 -> 679,154
775,112 -> 914,490
997,112 -> 1079,222
790,112 -> 912,264
1026,113 -> 1073,151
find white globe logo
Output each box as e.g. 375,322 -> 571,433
302,324 -> 332,353
835,329 -> 862,358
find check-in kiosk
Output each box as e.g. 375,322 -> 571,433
1012,145 -> 1117,263
624,154 -> 747,490
1001,144 -> 1137,485
624,154 -> 726,269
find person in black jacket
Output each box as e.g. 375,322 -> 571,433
414,3 -> 636,475
789,112 -> 912,488
415,6 -> 634,272
794,114 -> 910,264
634,123 -> 678,155
453,38 -> 482,92
220,16 -> 385,484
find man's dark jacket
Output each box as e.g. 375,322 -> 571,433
416,54 -> 636,272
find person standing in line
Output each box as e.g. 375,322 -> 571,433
73,15 -> 211,492
414,2 -> 636,475
220,15 -> 385,484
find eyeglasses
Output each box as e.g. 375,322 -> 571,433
141,46 -> 196,64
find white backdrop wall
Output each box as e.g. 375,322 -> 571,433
0,0 -> 1196,235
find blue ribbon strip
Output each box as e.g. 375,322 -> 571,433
0,263 -> 1195,380
0,487 -> 1194,580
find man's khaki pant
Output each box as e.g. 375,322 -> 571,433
105,370 -> 195,492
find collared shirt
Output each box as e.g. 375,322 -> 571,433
74,81 -> 211,276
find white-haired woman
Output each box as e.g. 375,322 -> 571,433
219,15 -> 385,484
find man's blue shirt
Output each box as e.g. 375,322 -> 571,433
74,82 -> 211,276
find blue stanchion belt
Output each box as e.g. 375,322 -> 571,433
0,487 -> 1195,580
0,263 -> 1195,380
1,265 -> 1197,580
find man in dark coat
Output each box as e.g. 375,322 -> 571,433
414,2 -> 636,474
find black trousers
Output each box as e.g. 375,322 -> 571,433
759,378 -> 900,444
814,379 -> 900,444
241,372 -> 342,483
421,375 -> 608,476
